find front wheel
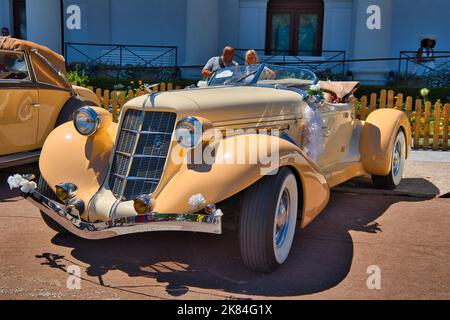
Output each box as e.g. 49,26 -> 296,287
239,168 -> 299,273
372,130 -> 407,190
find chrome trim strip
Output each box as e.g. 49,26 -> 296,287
24,190 -> 222,240
127,177 -> 160,182
217,123 -> 291,133
121,128 -> 173,135
115,151 -> 166,159
133,154 -> 166,159
111,173 -> 159,183
213,114 -> 300,126
140,130 -> 173,135
213,120 -> 295,131
115,151 -> 133,158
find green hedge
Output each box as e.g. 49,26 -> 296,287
86,77 -> 197,91
355,86 -> 450,103
84,77 -> 450,104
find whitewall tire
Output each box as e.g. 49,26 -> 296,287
372,130 -> 407,190
239,168 -> 299,273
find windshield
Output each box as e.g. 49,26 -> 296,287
208,64 -> 317,87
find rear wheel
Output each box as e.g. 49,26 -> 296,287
37,176 -> 69,234
239,168 -> 299,273
372,130 -> 406,190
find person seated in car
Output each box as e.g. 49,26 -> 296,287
245,49 -> 276,80
202,46 -> 238,78
1,27 -> 10,37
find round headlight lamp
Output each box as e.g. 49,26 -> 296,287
73,106 -> 100,136
175,117 -> 203,149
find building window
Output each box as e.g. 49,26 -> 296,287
266,0 -> 324,56
13,0 -> 27,39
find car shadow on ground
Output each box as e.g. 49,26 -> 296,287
342,176 -> 441,197
35,191 -> 434,298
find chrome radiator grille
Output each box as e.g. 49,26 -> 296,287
109,109 -> 177,201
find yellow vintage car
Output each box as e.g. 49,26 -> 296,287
0,37 -> 100,168
14,64 -> 411,273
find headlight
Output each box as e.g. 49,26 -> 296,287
175,117 -> 203,149
73,106 -> 100,136
55,182 -> 78,203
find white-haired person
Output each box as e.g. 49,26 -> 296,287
245,50 -> 276,81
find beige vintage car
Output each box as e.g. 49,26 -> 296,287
0,37 -> 100,168
14,64 -> 411,273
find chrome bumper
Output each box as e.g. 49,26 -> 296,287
23,190 -> 222,240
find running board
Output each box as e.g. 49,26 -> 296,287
0,151 -> 40,169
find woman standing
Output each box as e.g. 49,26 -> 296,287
415,36 -> 436,75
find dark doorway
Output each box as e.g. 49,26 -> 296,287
13,0 -> 26,39
266,0 -> 324,56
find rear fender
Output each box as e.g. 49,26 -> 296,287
360,109 -> 412,176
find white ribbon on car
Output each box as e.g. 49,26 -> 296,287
302,89 -> 325,162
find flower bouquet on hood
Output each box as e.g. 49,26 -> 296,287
306,83 -> 325,110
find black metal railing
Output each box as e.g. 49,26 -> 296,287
234,49 -> 347,74
65,42 -> 178,68
399,50 -> 450,76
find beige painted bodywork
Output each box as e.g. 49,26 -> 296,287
0,87 -> 40,155
0,38 -> 100,158
39,85 -> 411,229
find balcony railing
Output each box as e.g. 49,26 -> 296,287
65,42 -> 178,68
234,49 -> 347,74
399,51 -> 450,76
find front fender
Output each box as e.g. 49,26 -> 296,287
149,134 -> 330,228
360,109 -> 412,176
72,85 -> 102,106
39,114 -> 117,220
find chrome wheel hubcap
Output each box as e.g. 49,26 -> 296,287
393,141 -> 402,176
275,190 -> 290,248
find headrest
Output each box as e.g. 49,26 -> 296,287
318,81 -> 360,100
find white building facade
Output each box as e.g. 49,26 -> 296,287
0,0 -> 449,83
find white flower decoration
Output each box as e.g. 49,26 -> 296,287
188,194 -> 207,210
213,209 -> 224,218
420,88 -> 430,97
310,84 -> 321,91
7,174 -> 37,193
7,174 -> 27,190
20,180 -> 37,193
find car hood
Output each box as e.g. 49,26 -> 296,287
123,86 -> 305,125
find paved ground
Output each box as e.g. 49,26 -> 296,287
338,151 -> 450,197
0,153 -> 449,300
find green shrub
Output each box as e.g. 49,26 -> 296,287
67,66 -> 89,87
355,86 -> 450,103
84,76 -> 196,91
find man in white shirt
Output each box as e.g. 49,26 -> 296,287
202,46 -> 238,78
